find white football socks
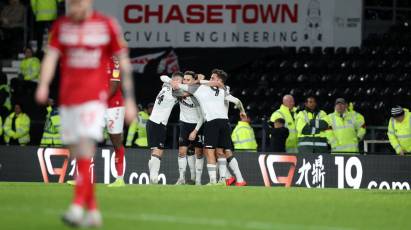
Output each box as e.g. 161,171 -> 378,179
207,164 -> 217,184
217,158 -> 227,181
187,154 -> 196,181
177,155 -> 187,180
195,156 -> 204,185
149,155 -> 161,184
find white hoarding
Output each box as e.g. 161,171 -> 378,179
94,0 -> 362,48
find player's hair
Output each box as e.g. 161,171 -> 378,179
172,71 -> 184,78
211,68 -> 228,83
184,71 -> 195,79
274,118 -> 286,125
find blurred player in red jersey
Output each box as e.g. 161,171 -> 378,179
106,56 -> 127,187
35,0 -> 137,227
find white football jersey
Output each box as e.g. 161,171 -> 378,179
179,96 -> 202,124
183,84 -> 229,122
149,84 -> 177,125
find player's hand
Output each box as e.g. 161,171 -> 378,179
35,84 -> 49,105
170,79 -> 180,89
196,74 -> 205,81
240,112 -> 247,119
124,98 -> 138,125
188,130 -> 198,141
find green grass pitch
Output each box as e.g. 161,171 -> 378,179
0,182 -> 410,230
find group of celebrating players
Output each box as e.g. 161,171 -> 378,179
146,70 -> 248,187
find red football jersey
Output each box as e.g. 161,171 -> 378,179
106,56 -> 124,108
48,11 -> 126,106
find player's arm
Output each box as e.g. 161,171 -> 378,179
108,60 -> 121,98
109,80 -> 120,98
198,79 -> 224,88
195,111 -> 204,131
225,94 -> 246,114
160,75 -> 171,83
189,110 -> 204,141
118,52 -> 137,124
171,81 -> 200,95
195,74 -> 205,83
35,48 -> 59,104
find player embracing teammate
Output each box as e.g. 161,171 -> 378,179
171,69 -> 247,186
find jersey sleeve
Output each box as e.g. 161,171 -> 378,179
48,20 -> 62,53
187,84 -> 200,95
107,17 -> 127,55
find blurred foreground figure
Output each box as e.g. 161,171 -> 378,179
35,0 -> 136,227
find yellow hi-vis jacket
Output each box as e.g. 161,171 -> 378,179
0,84 -> 11,111
126,111 -> 149,147
270,105 -> 298,153
0,116 -> 3,137
329,111 -> 366,153
31,0 -> 58,21
296,110 -> 336,148
20,57 -> 41,81
40,106 -> 62,146
231,121 -> 258,151
3,112 -> 30,145
388,109 -> 411,154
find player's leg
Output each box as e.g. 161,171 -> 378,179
176,122 -> 189,184
177,145 -> 188,184
72,138 -> 102,227
216,148 -> 227,183
203,120 -> 219,184
186,145 -> 196,184
61,102 -> 105,227
149,148 -> 164,184
108,133 -> 125,187
222,121 -> 246,186
193,129 -> 204,185
107,107 -> 126,187
186,123 -> 199,184
147,120 -> 166,184
225,150 -> 246,186
194,147 -> 204,185
204,148 -> 217,184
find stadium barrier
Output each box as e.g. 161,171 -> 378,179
0,146 -> 410,190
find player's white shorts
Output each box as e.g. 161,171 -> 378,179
105,106 -> 125,134
59,101 -> 106,145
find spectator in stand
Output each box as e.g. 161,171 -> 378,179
20,47 -> 41,82
231,113 -> 258,151
126,103 -> 153,148
0,0 -> 25,58
269,118 -> 289,152
388,106 -> 411,155
3,103 -> 30,145
40,98 -> 61,147
0,110 -> 3,142
0,73 -> 11,119
31,0 -> 59,56
269,95 -> 298,153
328,98 -> 366,154
296,96 -> 336,153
